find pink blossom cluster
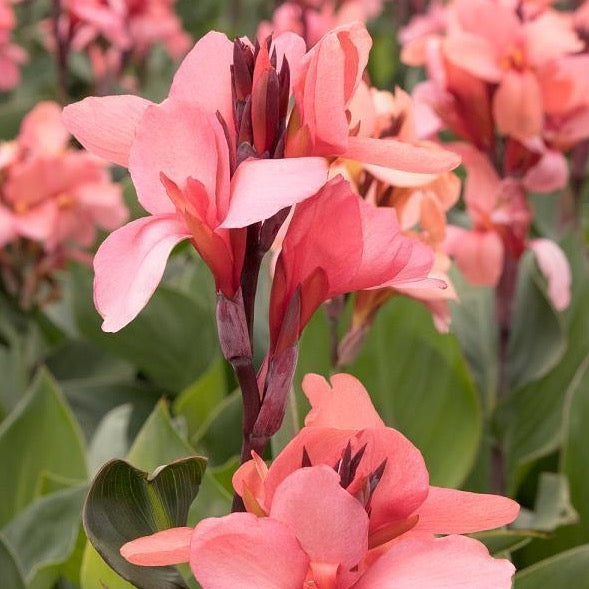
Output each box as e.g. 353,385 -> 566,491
399,0 -> 582,309
258,0 -> 390,47
0,0 -> 26,92
121,373 -> 519,589
46,0 -> 191,90
0,101 -> 127,307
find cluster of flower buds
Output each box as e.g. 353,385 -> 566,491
0,101 -> 127,309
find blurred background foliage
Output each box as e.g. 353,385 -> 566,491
1,0 -> 589,588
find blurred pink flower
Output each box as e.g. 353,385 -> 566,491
258,0 -> 390,48
0,0 -> 27,92
443,144 -> 570,310
63,24 -> 458,332
0,101 -> 126,252
120,373 -> 518,589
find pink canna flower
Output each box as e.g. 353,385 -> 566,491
443,144 -> 571,310
442,0 -> 582,140
120,373 -> 518,589
0,101 -> 127,308
268,177 -> 438,355
63,24 -> 458,332
0,101 -> 127,251
0,0 -> 27,92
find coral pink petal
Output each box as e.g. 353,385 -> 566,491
270,466 -> 369,573
190,513 -> 309,589
343,137 -> 461,175
20,101 -> 70,155
413,486 -> 520,534
302,373 -> 385,429
353,534 -> 516,589
493,71 -> 543,140
443,33 -> 502,82
523,149 -> 569,193
62,95 -> 152,167
220,157 -> 328,228
529,239 -> 572,311
445,227 -> 504,287
0,207 -> 16,248
120,527 -> 193,566
94,214 -> 190,332
169,31 -> 235,128
129,99 -> 228,216
272,32 -> 306,87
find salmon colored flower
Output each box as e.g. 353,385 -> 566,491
0,0 -> 27,92
0,101 -> 126,251
63,24 -> 458,332
443,144 -> 570,310
120,373 -> 518,589
268,177 -> 437,355
0,101 -> 126,308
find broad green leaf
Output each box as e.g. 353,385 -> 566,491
471,529 -> 544,556
499,235 -> 589,493
88,404 -> 134,475
0,369 -> 87,527
348,298 -> 482,487
449,268 -> 498,412
187,470 -> 233,524
173,357 -> 228,441
191,391 -> 242,467
513,472 -> 578,532
72,265 -> 217,392
562,356 -> 589,541
0,534 -> 25,589
507,252 -> 565,390
81,544 -> 136,589
127,399 -> 195,472
513,545 -> 589,589
83,458 -> 206,589
2,485 -> 87,589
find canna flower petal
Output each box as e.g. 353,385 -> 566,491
120,527 -> 193,566
303,373 -> 385,430
129,99 -> 230,217
270,466 -> 369,576
94,214 -> 190,332
343,136 -> 461,175
493,71 -> 544,140
444,227 -> 504,286
411,487 -> 520,534
352,534 -> 515,589
221,157 -> 329,228
190,513 -> 309,589
529,238 -> 571,311
62,95 -> 152,167
169,31 -> 235,127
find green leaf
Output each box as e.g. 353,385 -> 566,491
507,251 -> 566,390
72,265 -> 217,392
348,299 -> 482,487
191,391 -> 242,467
173,357 -> 228,441
127,399 -> 195,472
0,534 -> 25,589
561,355 -> 589,541
449,268 -> 498,412
513,545 -> 589,589
81,544 -> 136,589
2,485 -> 87,589
0,369 -> 87,527
471,529 -> 543,556
83,457 -> 206,589
512,472 -> 578,532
